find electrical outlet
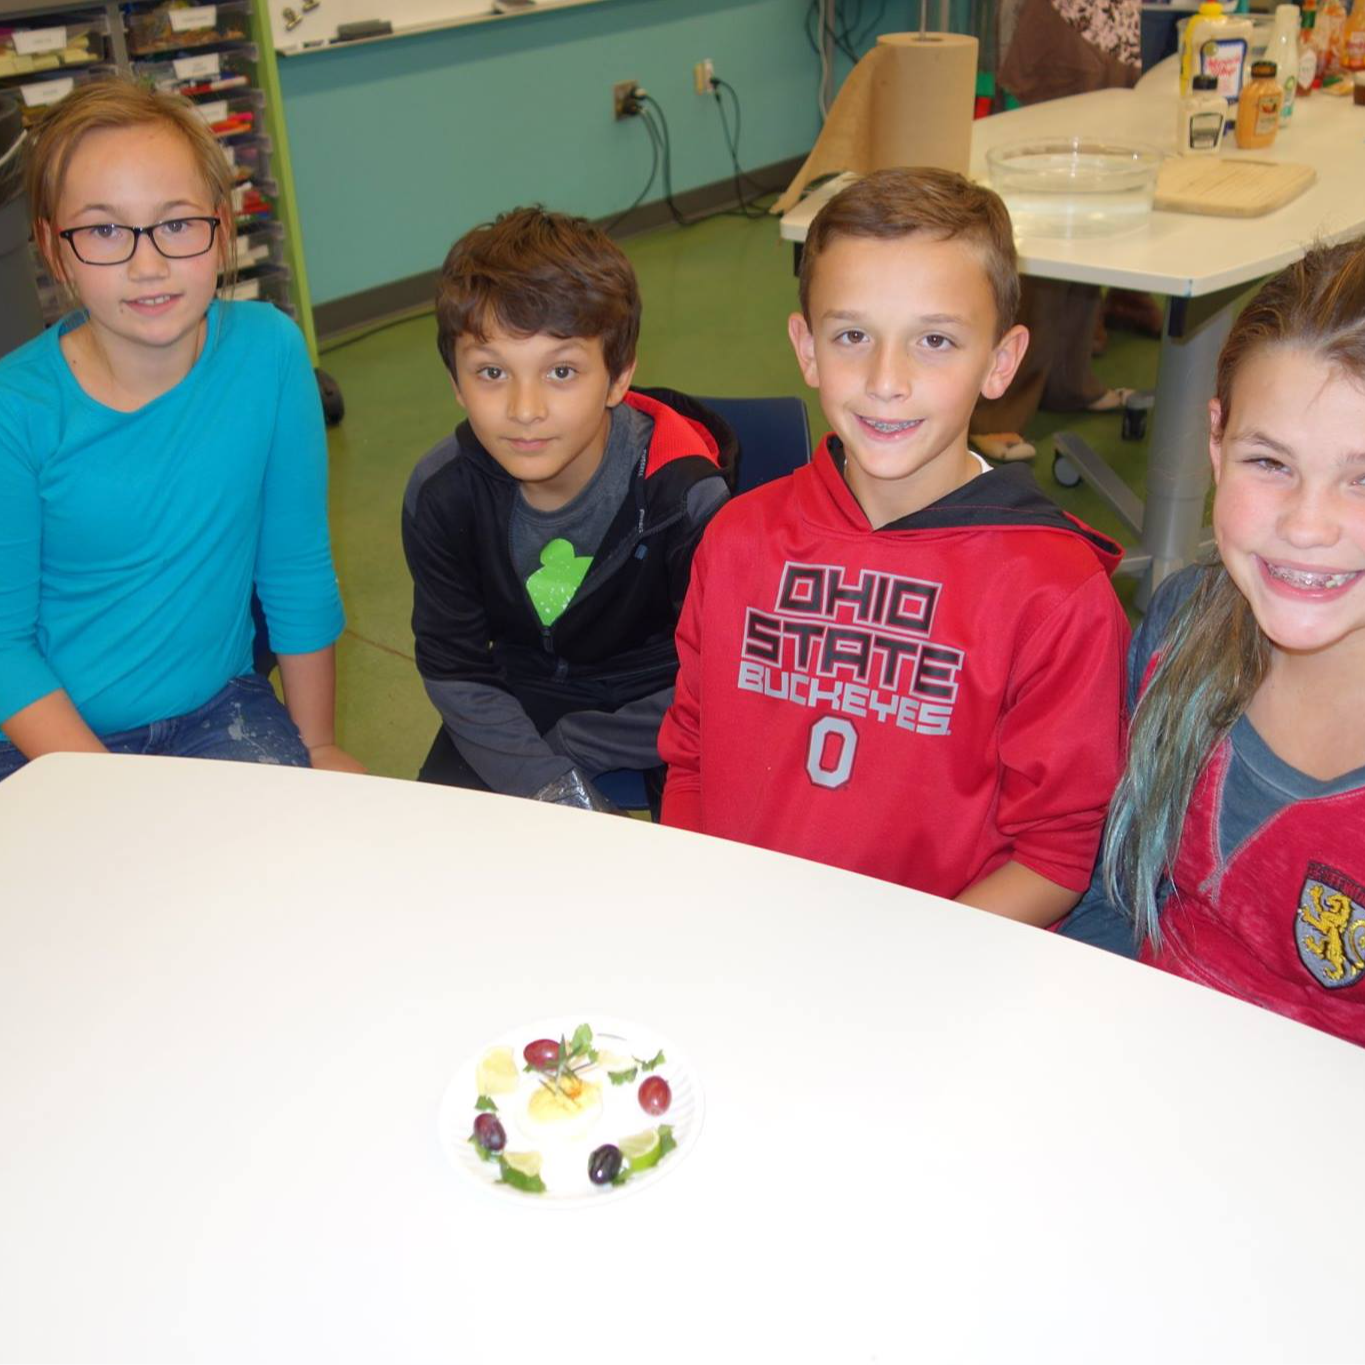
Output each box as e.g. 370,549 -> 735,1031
693,58 -> 714,95
613,79 -> 641,118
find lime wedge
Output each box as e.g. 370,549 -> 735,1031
498,1149 -> 546,1194
619,1128 -> 662,1171
502,1150 -> 542,1178
475,1046 -> 519,1096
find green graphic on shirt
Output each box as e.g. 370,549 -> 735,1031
527,537 -> 592,626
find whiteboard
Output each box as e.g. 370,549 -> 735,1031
266,0 -> 602,54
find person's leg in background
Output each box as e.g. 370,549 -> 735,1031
972,277 -> 1112,456
973,0 -> 1143,458
1039,280 -> 1112,412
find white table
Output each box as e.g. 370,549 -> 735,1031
781,62 -> 1365,599
4,754 -> 1365,1364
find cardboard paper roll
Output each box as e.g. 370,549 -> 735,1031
772,32 -> 979,215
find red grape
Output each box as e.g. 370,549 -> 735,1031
472,1112 -> 506,1153
638,1075 -> 671,1115
523,1038 -> 560,1072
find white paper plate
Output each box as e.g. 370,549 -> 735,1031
438,1015 -> 703,1207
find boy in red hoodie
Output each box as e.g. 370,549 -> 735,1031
659,169 -> 1129,924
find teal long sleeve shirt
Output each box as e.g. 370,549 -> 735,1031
0,300 -> 344,737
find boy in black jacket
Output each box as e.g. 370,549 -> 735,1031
403,207 -> 735,811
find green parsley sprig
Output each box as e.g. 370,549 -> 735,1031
527,1023 -> 600,1100
497,1157 -> 546,1194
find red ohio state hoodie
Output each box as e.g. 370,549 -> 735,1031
659,437 -> 1130,903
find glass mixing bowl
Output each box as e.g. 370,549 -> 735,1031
985,137 -> 1163,239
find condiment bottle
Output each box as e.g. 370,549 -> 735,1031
1299,1 -> 1318,95
1343,0 -> 1365,69
1316,0 -> 1347,76
1269,4 -> 1301,121
1236,60 -> 1282,148
1180,1 -> 1254,104
1178,74 -> 1228,152
1355,70 -> 1365,100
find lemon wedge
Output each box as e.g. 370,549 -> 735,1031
475,1046 -> 519,1096
502,1150 -> 542,1178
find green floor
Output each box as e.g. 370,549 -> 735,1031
319,211 -> 1160,778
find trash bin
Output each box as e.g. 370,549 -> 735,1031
0,94 -> 44,361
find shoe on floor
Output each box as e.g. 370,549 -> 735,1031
1084,387 -> 1136,414
975,432 -> 1037,461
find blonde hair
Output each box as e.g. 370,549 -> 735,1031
25,77 -> 237,289
1105,237 -> 1365,946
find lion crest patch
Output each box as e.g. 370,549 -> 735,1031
1295,863 -> 1365,990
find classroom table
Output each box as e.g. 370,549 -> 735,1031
779,59 -> 1365,600
3,753 -> 1365,1364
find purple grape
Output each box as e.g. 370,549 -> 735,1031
473,1112 -> 506,1153
588,1144 -> 622,1185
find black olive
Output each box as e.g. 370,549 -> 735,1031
588,1143 -> 623,1185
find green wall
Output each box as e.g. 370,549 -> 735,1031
278,0 -> 900,304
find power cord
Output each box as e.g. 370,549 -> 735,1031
710,78 -> 783,218
606,79 -> 786,235
602,95 -> 662,235
803,0 -> 889,115
805,0 -> 857,63
638,94 -> 696,227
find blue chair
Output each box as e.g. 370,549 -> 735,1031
595,393 -> 813,813
710,394 -> 813,496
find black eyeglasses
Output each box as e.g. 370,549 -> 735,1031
57,216 -> 221,266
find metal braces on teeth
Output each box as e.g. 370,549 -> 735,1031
1267,565 -> 1358,590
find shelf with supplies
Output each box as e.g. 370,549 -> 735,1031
222,260 -> 292,310
0,8 -> 109,76
8,63 -> 116,125
132,44 -> 257,97
126,1 -> 251,56
3,0 -> 323,369
235,217 -> 283,269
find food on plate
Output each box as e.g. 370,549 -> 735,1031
588,1143 -> 623,1185
475,1046 -> 519,1096
498,1150 -> 545,1194
523,1038 -> 561,1072
465,1022 -> 682,1195
472,1112 -> 506,1154
638,1075 -> 672,1116
597,1048 -> 633,1075
618,1125 -> 676,1175
527,1070 -> 603,1129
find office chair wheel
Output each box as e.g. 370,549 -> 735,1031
1052,451 -> 1082,489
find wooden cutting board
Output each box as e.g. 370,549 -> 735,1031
1155,158 -> 1317,217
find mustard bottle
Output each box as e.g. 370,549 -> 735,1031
1235,61 -> 1282,149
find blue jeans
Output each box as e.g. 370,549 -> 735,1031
0,674 -> 310,782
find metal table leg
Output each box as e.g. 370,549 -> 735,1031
1051,282 -> 1245,609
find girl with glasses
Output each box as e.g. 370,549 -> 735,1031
0,79 -> 361,780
